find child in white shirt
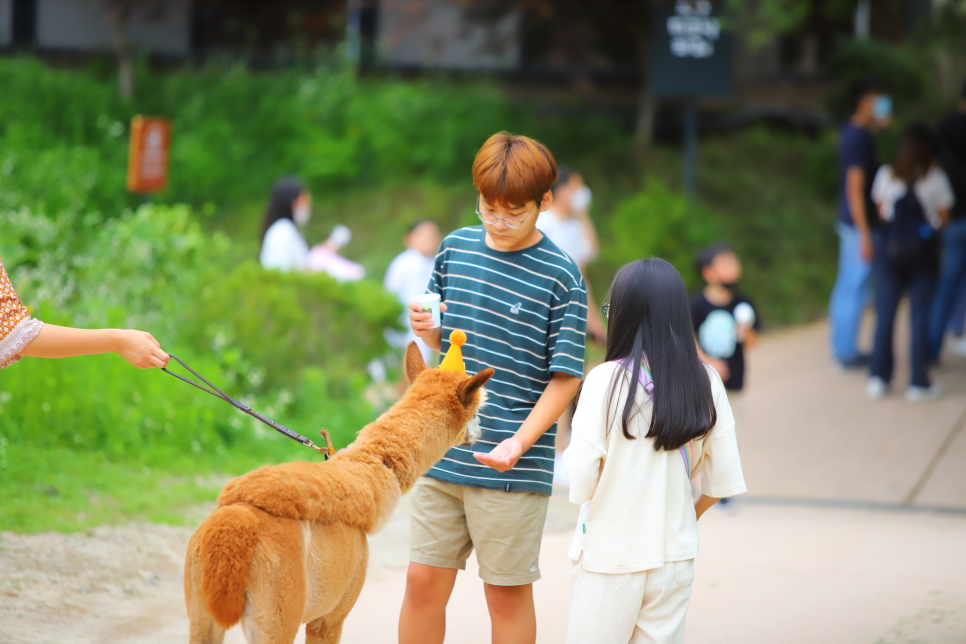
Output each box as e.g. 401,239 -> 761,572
564,258 -> 747,644
383,220 -> 441,366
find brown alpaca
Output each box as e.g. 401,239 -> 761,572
183,341 -> 493,644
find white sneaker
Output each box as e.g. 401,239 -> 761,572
906,383 -> 942,403
948,336 -> 966,358
866,376 -> 888,399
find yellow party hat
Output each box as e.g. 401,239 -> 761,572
439,330 -> 467,374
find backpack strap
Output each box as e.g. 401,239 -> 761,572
613,358 -> 693,478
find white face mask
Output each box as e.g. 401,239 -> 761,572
570,185 -> 592,211
293,205 -> 311,227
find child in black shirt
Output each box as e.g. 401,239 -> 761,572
690,243 -> 758,511
691,243 -> 760,392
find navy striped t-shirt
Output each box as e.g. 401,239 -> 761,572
424,225 -> 587,495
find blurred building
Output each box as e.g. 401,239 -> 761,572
0,0 -> 939,125
0,0 -> 345,60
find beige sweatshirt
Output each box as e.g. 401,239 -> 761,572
564,362 -> 746,574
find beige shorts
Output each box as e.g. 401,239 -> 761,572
409,476 -> 550,586
566,557 -> 694,644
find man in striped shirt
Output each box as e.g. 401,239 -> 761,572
399,133 -> 588,644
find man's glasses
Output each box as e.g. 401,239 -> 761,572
601,302 -> 610,319
476,196 -> 534,230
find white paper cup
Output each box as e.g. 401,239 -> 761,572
415,293 -> 442,328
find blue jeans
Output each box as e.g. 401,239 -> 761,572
830,222 -> 874,361
928,218 -> 966,360
949,280 -> 966,336
870,236 -> 936,388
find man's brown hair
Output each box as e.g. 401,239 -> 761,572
471,132 -> 558,207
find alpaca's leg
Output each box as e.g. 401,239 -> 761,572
187,611 -> 226,644
304,546 -> 368,644
240,519 -> 307,644
185,547 -> 227,644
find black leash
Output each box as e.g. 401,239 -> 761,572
162,354 -> 334,458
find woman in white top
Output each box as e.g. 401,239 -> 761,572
564,258 -> 746,644
868,124 -> 954,402
259,178 -> 312,272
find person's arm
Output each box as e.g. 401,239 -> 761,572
694,495 -> 720,519
476,268 -> 587,471
932,166 -> 955,227
581,270 -> 606,344
846,166 -> 873,262
741,328 -> 759,349
739,299 -> 761,349
20,325 -> 170,368
474,371 -> 581,471
694,340 -> 729,381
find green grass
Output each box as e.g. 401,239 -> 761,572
0,445 -> 224,533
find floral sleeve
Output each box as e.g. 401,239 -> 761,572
0,261 -> 44,369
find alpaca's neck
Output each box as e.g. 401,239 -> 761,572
337,403 -> 454,494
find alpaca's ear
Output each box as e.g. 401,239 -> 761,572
404,341 -> 427,384
457,368 -> 494,408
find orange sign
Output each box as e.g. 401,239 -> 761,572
127,116 -> 170,193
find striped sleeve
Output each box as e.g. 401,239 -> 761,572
426,240 -> 446,298
548,275 -> 587,378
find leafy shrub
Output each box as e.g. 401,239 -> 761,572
597,178 -> 720,290
187,261 -> 403,392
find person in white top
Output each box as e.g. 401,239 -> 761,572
536,166 -> 606,343
383,220 -> 441,367
868,124 -> 955,402
564,258 -> 746,644
259,178 -> 312,272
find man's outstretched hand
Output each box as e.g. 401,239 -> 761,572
473,437 -> 524,473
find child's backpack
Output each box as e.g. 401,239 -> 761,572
884,188 -> 938,271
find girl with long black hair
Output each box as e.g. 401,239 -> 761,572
563,258 -> 747,644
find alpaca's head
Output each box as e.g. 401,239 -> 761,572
402,341 -> 493,449
355,341 -> 494,494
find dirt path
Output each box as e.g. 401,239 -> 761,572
0,522 -> 195,644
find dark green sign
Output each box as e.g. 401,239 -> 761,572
650,0 -> 734,98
